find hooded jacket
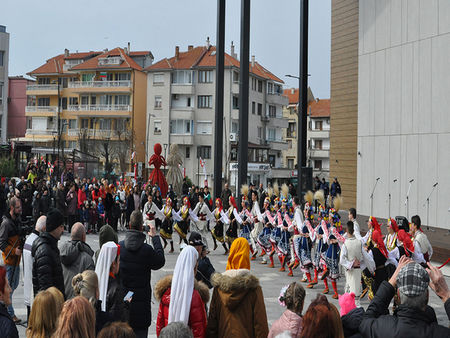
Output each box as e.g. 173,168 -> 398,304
155,275 -> 209,338
94,224 -> 118,263
268,310 -> 303,338
60,240 -> 95,299
341,307 -> 364,338
206,269 -> 269,338
119,230 -> 165,330
359,281 -> 450,337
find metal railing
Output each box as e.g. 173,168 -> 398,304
26,129 -> 57,135
68,80 -> 131,88
26,84 -> 59,91
68,129 -> 119,138
67,105 -> 131,112
25,106 -> 58,113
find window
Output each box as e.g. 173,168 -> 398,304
69,97 -> 78,106
47,117 -> 55,130
116,73 -> 131,81
81,95 -> 89,105
314,160 -> 322,170
0,82 -> 2,105
198,70 -> 212,83
315,140 -> 323,150
267,128 -> 276,141
81,119 -> 89,129
170,119 -> 193,134
287,122 -> 296,138
154,96 -> 162,108
197,121 -> 212,135
315,121 -> 323,130
251,78 -> 256,90
231,122 -> 238,133
0,51 -> 3,66
269,155 -> 275,167
187,97 -> 191,107
27,96 -> 36,106
153,73 -> 164,84
197,146 -> 211,159
198,95 -> 212,108
81,73 -> 95,82
154,120 -> 161,134
257,80 -> 263,92
288,159 -> 294,169
172,70 -> 193,84
68,141 -> 77,149
38,77 -> 50,85
68,119 -> 77,129
233,71 -> 239,83
252,102 -> 255,114
116,119 -> 128,131
267,83 -> 273,94
91,95 -> 96,105
232,96 -> 239,110
268,105 -> 276,118
257,127 -> 262,138
257,103 -> 262,116
100,95 -> 113,105
185,147 -> 190,159
37,97 -> 50,106
275,84 -> 282,94
99,119 -> 111,130
115,95 -> 130,106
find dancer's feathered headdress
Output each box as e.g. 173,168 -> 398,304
314,190 -> 325,206
273,182 -> 280,197
304,191 -> 314,206
333,195 -> 343,212
267,187 -> 273,199
240,184 -> 249,201
281,183 -> 289,199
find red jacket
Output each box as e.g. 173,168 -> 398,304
155,275 -> 209,338
77,189 -> 86,209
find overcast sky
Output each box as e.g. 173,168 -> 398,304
1,0 -> 331,98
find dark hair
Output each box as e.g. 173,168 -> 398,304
129,210 -> 143,231
98,322 -> 136,338
346,221 -> 354,235
281,282 -> 305,315
251,190 -> 258,199
293,197 -> 300,205
0,266 -> 6,293
349,208 -> 356,219
411,215 -> 421,229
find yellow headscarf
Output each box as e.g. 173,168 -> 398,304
226,238 -> 250,270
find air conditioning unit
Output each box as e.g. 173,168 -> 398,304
230,133 -> 237,142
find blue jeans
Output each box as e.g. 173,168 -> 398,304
6,264 -> 20,317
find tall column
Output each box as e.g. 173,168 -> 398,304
214,0 -> 226,200
238,0 -> 250,205
297,0 -> 309,198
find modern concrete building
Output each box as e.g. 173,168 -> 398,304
145,42 -> 289,192
21,47 -> 152,175
8,76 -> 34,139
330,0 -> 450,230
0,25 -> 9,144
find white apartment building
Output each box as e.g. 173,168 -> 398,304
0,25 -> 9,143
145,42 -> 288,192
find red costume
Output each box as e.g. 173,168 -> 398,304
149,143 -> 168,197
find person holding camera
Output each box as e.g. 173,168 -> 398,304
0,196 -> 23,323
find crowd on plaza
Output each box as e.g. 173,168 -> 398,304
0,160 -> 448,337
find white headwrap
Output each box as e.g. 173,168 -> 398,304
168,245 -> 199,324
95,241 -> 119,312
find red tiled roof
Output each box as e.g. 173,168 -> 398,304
71,47 -> 143,71
29,54 -> 65,75
283,88 -> 299,105
129,51 -> 152,56
146,45 -> 284,83
308,99 -> 330,117
64,51 -> 101,60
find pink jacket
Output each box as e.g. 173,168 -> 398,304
268,310 -> 303,338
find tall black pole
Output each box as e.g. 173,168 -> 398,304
238,0 -> 250,206
297,0 -> 308,199
214,0 -> 226,201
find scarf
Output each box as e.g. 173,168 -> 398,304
168,246 -> 199,324
95,241 -> 119,312
226,237 -> 250,270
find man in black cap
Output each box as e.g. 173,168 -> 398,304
189,232 -> 215,288
31,208 -> 66,298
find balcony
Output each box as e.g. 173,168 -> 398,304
170,84 -> 195,95
309,129 -> 329,139
266,139 -> 288,151
26,129 -> 57,136
169,134 -> 194,145
68,129 -> 121,139
25,106 -> 58,117
264,114 -> 289,128
266,92 -> 289,106
26,84 -> 59,96
67,105 -> 132,117
309,147 -> 329,158
68,81 -> 132,93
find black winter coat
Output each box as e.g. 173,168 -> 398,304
359,281 -> 450,338
0,303 -> 18,338
196,256 -> 215,289
119,230 -> 165,330
342,307 -> 364,338
31,232 -> 65,298
106,276 -> 129,322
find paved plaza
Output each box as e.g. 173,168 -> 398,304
13,229 -> 450,337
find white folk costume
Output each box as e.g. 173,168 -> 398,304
192,199 -> 213,246
225,197 -> 240,245
412,230 -> 433,262
143,200 -> 162,227
250,197 -> 264,260
173,197 -> 194,244
160,198 -> 175,252
211,198 -> 230,254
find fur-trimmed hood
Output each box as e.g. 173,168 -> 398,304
210,269 -> 260,311
154,274 -> 210,305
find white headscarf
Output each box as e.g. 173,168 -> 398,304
95,241 -> 119,312
168,245 -> 199,324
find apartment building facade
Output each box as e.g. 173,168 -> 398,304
8,76 -> 34,139
21,47 -> 152,175
146,43 -> 288,192
0,25 -> 9,143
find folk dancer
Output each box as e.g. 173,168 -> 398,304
311,190 -> 329,292
239,196 -> 254,253
384,218 -> 400,278
160,198 -> 175,253
257,197 -> 275,265
410,215 -> 433,262
268,198 -> 282,268
225,196 -> 240,246
276,199 -> 292,273
340,220 -> 375,307
250,190 -> 264,260
192,194 -> 213,247
173,197 -> 193,245
211,198 -> 229,255
324,204 -> 346,299
294,194 -> 315,282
